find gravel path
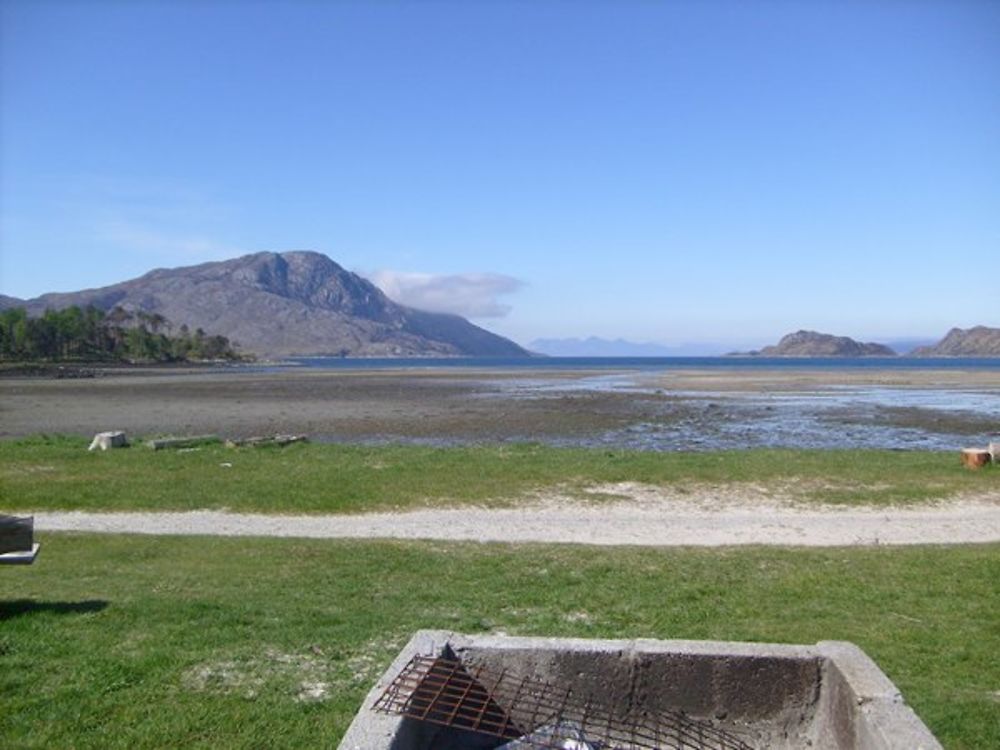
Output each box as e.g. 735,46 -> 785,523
32,496 -> 1000,547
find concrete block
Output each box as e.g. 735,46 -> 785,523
339,631 -> 943,750
88,431 -> 127,451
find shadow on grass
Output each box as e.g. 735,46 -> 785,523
0,599 -> 108,620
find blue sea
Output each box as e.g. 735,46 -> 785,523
288,355 -> 1000,371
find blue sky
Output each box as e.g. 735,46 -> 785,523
1,0 -> 997,349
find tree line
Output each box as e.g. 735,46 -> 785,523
0,305 -> 241,362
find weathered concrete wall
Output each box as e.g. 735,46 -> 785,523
338,631 -> 942,750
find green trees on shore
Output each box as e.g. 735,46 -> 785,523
0,305 -> 240,362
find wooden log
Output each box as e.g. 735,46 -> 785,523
146,435 -> 221,450
961,448 -> 991,469
225,434 -> 308,448
0,515 -> 33,554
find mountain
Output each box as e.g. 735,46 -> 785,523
529,337 -> 730,357
15,251 -> 529,358
911,326 -> 1000,357
0,294 -> 24,310
884,337 -> 938,355
742,330 -> 896,357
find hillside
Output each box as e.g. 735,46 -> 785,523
749,330 -> 896,357
16,251 -> 529,358
911,326 -> 1000,357
0,295 -> 24,311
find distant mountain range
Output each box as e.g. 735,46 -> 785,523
4,260 -> 997,358
882,338 -> 938,355
2,251 -> 529,358
529,337 -> 731,357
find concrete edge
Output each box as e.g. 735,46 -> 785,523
816,641 -> 901,702
337,632 -> 944,750
817,640 -> 943,749
0,542 -> 40,565
451,632 -> 823,660
338,630 -> 456,750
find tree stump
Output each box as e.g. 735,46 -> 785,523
961,448 -> 991,469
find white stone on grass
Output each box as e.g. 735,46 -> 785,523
88,431 -> 127,451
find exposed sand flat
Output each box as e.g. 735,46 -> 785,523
31,494 -> 1000,547
2,366 -> 998,444
641,367 -> 1000,392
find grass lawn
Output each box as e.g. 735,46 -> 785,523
1,436 -> 996,513
0,534 -> 997,749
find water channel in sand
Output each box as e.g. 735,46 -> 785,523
2,360 -> 998,451
481,373 -> 1000,451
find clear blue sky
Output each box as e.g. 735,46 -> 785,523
2,0 -> 997,349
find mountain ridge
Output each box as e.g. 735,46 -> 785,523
529,336 -> 731,357
0,294 -> 25,310
14,251 -> 529,358
911,326 -> 1000,357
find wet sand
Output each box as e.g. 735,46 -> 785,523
1,366 -> 998,446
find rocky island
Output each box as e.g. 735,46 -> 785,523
734,330 -> 896,357
911,326 -> 1000,357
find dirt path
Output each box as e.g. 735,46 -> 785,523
32,493 -> 1000,547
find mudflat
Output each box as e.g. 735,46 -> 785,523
2,365 -> 998,445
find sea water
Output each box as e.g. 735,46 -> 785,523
287,356 -> 1000,451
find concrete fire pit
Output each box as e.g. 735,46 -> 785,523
339,631 -> 940,750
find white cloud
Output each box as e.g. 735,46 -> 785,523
366,270 -> 524,318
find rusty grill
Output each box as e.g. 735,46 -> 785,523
373,654 -> 755,750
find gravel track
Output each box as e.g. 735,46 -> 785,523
32,496 -> 1000,547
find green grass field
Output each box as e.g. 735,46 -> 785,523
2,436 -> 995,513
2,439 -> 996,747
1,535 -> 997,749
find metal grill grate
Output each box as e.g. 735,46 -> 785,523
373,654 -> 756,750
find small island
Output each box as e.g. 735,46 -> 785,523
731,330 -> 896,357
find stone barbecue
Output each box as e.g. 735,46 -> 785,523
339,631 -> 941,750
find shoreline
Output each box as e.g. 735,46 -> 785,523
2,366 -> 998,449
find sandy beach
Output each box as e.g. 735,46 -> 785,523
2,365 -> 998,446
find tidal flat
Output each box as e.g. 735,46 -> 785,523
3,367 -> 998,750
1,365 -> 998,451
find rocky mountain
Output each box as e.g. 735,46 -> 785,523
15,251 -> 529,358
0,294 -> 24,310
746,330 -> 896,357
911,326 -> 1000,357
